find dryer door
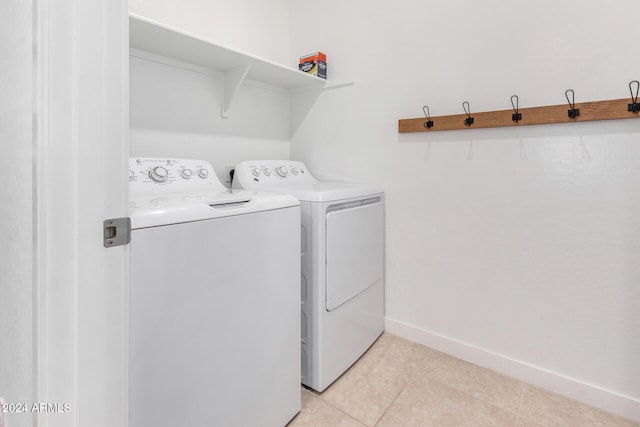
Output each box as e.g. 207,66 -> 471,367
325,198 -> 384,311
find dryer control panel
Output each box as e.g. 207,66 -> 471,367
129,158 -> 226,196
232,160 -> 318,190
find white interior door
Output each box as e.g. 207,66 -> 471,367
35,1 -> 129,426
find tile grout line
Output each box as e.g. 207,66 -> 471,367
416,342 -> 533,418
369,349 -> 437,426
372,383 -> 407,427
369,348 -> 439,425
338,406 -> 369,427
514,384 -> 526,427
425,373 -> 523,418
312,390 -> 370,427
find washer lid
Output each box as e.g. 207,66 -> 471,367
256,182 -> 383,202
129,189 -> 299,229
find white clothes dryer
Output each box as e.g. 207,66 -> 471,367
128,158 -> 301,427
232,160 -> 384,392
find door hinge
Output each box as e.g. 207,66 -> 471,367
103,217 -> 131,248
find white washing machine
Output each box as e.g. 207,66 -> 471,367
128,158 -> 301,427
232,160 -> 384,392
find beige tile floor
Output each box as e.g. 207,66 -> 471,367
287,333 -> 639,427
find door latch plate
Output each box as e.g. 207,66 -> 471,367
103,217 -> 131,248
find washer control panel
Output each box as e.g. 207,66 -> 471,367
233,160 -> 318,190
129,158 -> 226,196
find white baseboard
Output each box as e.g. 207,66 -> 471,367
385,317 -> 640,423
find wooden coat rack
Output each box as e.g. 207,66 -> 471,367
398,84 -> 640,133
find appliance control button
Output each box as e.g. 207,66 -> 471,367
198,168 -> 209,178
276,166 -> 288,177
128,170 -> 135,182
149,166 -> 169,182
181,168 -> 193,179
252,167 -> 262,177
291,167 -> 299,175
263,167 -> 272,176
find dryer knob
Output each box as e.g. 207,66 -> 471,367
149,166 -> 169,183
181,168 -> 193,179
198,168 -> 209,179
252,167 -> 262,177
291,167 -> 299,175
276,166 -> 288,177
263,167 -> 272,176
128,170 -> 135,182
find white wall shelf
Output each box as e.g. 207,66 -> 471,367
129,14 -> 350,132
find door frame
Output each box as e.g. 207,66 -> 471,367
34,1 -> 129,426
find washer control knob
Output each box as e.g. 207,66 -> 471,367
197,168 -> 209,179
291,167 -> 299,175
252,167 -> 262,177
128,170 -> 135,182
181,168 -> 193,179
149,166 -> 169,183
276,166 -> 288,177
263,167 -> 272,176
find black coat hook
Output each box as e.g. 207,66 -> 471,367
423,105 -> 434,129
462,101 -> 474,126
511,95 -> 522,122
565,89 -> 580,119
628,81 -> 640,114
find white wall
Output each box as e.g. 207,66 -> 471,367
291,0 -> 640,420
129,54 -> 291,184
128,0 -> 294,179
0,1 -> 34,426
